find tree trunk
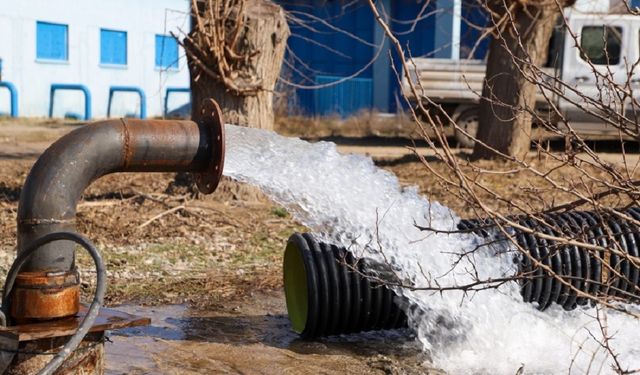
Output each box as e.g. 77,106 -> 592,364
187,0 -> 289,129
471,2 -> 560,160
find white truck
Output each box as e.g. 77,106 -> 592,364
402,12 -> 639,147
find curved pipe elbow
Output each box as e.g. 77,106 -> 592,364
17,100 -> 225,272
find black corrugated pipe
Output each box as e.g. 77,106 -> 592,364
285,209 -> 640,338
13,99 -> 225,321
283,233 -> 407,339
459,208 -> 640,310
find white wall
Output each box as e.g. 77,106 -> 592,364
0,0 -> 191,118
574,0 -> 611,13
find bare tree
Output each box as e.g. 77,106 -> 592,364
184,0 -> 290,129
473,0 -> 574,159
364,0 -> 640,370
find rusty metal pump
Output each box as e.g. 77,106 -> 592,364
0,99 -> 226,374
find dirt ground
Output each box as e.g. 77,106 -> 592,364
0,118 -> 440,307
0,117 -> 637,374
0,117 -> 442,374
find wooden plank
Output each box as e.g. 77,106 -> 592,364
12,306 -> 150,342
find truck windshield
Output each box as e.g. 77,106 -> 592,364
579,26 -> 622,65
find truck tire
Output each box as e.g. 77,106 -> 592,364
453,106 -> 479,148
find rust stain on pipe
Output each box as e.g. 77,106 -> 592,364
10,271 -> 80,321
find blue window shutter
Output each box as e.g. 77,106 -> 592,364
100,29 -> 127,65
155,35 -> 179,69
36,22 -> 68,61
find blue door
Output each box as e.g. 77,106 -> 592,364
280,0 -> 375,116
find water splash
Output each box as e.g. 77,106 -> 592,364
223,124 -> 640,374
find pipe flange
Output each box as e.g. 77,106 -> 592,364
195,99 -> 225,194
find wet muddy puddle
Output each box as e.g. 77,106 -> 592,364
105,290 -> 435,374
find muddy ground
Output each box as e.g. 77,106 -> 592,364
0,117 -> 636,374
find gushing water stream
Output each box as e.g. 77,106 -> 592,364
223,124 -> 640,374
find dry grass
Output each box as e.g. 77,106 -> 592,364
275,110 -> 429,139
0,158 -> 303,307
386,151 -> 639,218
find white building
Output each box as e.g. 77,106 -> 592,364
0,0 -> 620,119
0,0 -> 191,119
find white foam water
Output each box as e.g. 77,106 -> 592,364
223,124 -> 640,374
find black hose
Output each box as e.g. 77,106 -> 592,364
2,232 -> 106,375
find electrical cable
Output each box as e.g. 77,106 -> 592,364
1,232 -> 106,375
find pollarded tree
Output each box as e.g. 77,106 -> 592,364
184,0 -> 290,129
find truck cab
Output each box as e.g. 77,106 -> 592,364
559,12 -> 640,136
403,11 -> 640,145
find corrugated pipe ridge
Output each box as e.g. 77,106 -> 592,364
460,208 -> 640,310
285,208 -> 640,338
284,233 -> 407,339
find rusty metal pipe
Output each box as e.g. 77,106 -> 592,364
14,99 -> 224,320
